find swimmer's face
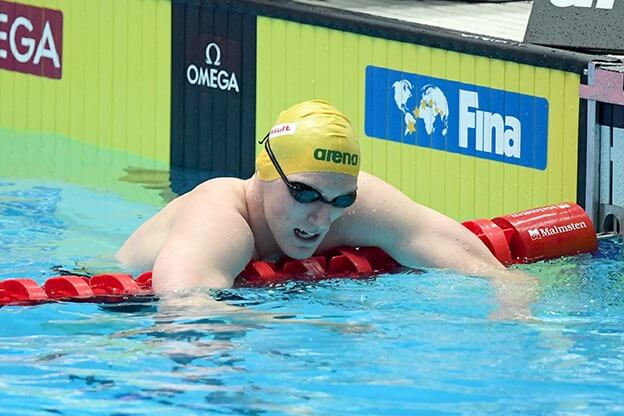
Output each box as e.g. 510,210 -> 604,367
263,172 -> 358,259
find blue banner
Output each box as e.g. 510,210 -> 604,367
365,66 -> 549,170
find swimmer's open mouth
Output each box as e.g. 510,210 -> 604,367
294,228 -> 320,241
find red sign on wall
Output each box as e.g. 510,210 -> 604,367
0,0 -> 63,79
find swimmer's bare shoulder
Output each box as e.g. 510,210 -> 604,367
116,177 -> 254,292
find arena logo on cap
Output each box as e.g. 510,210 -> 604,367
186,42 -> 239,93
365,66 -> 549,170
269,123 -> 297,138
313,148 -> 359,166
0,0 -> 63,79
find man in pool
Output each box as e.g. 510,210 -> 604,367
117,100 -> 536,318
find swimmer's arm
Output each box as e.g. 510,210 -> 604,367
378,205 -> 538,320
392,205 -> 508,276
152,206 -> 254,294
343,172 -> 538,319
401,206 -> 540,319
390,208 -> 538,318
347,172 -> 511,275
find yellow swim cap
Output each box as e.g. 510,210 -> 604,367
256,100 -> 360,181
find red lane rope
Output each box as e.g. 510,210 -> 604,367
0,247 -> 400,306
0,202 -> 600,307
462,202 -> 598,264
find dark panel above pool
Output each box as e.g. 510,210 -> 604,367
171,1 -> 257,182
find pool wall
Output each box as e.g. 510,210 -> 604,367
1,0 -> 616,221
253,15 -> 580,220
0,0 -> 173,204
0,0 -> 171,162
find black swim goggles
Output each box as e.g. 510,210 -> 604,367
259,132 -> 357,208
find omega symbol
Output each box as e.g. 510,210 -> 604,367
205,43 -> 221,66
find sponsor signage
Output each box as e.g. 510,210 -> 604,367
365,66 -> 549,170
515,203 -> 590,241
509,203 -> 572,218
527,221 -> 588,240
170,2 -> 256,186
0,0 -> 62,79
524,0 -> 624,52
186,41 -> 239,93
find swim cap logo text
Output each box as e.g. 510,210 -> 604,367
0,1 -> 63,79
269,123 -> 297,138
314,148 -> 359,166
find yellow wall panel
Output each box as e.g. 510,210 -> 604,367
153,1 -> 169,163
563,71 -> 580,202
0,0 -> 171,165
532,67 -> 551,209
314,28 -> 330,100
548,70 -> 565,204
356,34 -> 374,174
342,33 -> 360,152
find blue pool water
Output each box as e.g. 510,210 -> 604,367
2,178 -> 624,415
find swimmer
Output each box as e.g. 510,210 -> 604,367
117,100 -> 536,318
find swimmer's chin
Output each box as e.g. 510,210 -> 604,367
282,232 -> 326,259
281,245 -> 318,260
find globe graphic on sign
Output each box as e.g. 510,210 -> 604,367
392,80 -> 449,137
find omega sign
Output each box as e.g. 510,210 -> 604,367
186,42 -> 239,93
0,0 -> 63,79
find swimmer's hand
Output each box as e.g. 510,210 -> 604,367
488,269 -> 539,321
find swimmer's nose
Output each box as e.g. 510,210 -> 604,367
307,203 -> 333,229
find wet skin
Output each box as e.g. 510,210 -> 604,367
117,171 -> 538,320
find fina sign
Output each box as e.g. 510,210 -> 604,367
0,0 -> 63,79
524,0 -> 624,52
365,66 -> 549,170
186,42 -> 239,93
